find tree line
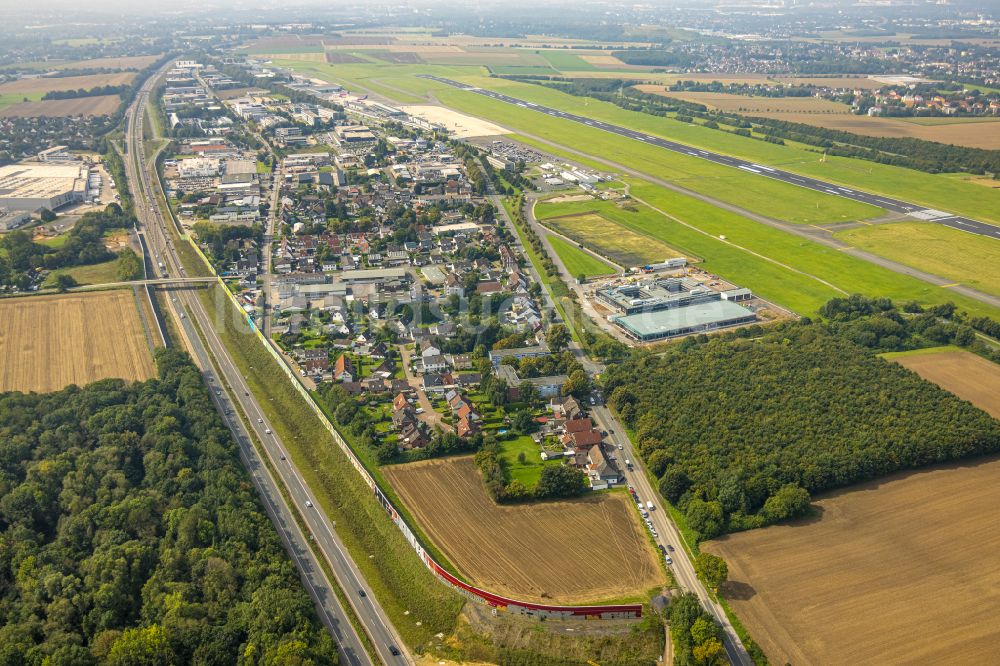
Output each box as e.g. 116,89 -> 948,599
0,348 -> 338,664
511,77 -> 1000,176
0,204 -> 133,290
603,297 -> 1000,541
42,84 -> 129,101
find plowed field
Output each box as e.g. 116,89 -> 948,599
385,456 -> 662,603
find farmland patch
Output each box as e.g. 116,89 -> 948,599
384,456 -> 663,604
0,290 -> 155,393
891,349 -> 1000,418
707,455 -> 1000,665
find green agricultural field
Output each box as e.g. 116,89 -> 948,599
539,50 -> 598,71
42,258 -> 119,287
500,435 -> 563,488
537,207 -> 685,268
490,65 -> 559,76
547,234 -> 617,277
429,86 -> 885,225
426,74 -> 998,226
836,221 -> 1000,297
0,91 -> 44,110
624,179 -> 1000,319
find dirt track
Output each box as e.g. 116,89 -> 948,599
707,456 -> 1000,665
385,456 -> 662,603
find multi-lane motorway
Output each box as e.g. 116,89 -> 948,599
124,67 -> 410,666
422,76 -> 1000,242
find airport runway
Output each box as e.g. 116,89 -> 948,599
422,76 -> 1000,242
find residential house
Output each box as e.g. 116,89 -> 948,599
334,354 -> 356,382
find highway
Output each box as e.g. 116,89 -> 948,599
422,76 -> 1000,242
124,66 -> 410,666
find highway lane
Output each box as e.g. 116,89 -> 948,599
422,76 -> 1000,242
124,73 -> 409,665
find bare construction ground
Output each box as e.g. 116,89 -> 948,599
707,455 -> 1000,665
0,291 -> 155,393
385,456 -> 662,604
400,105 -> 509,138
892,350 -> 1000,418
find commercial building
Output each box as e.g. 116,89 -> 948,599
597,277 -> 720,316
613,299 -> 757,342
0,163 -> 88,211
0,209 -> 32,231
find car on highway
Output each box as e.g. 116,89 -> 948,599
667,544 -> 675,552
358,589 -> 366,597
280,455 -> 286,460
257,418 -> 263,423
389,646 -> 400,656
305,501 -> 312,508
618,443 -> 624,450
265,429 -> 272,434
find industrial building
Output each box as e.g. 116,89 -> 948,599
598,275 -> 758,341
597,277 -> 721,316
613,299 -> 757,342
0,163 -> 88,212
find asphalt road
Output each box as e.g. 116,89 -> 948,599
481,162 -> 754,665
124,71 -> 410,666
422,76 -> 1000,242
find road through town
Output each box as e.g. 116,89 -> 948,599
125,66 -> 410,666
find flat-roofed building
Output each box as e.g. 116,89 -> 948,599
613,299 -> 757,342
0,163 -> 88,211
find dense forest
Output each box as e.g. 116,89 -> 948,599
0,349 -> 338,664
604,299 -> 1000,540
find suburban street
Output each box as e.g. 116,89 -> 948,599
423,76 -> 1000,242
484,162 -> 754,665
124,67 -> 410,666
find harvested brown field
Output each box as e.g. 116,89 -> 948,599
635,87 -> 850,114
215,87 -> 267,100
706,454 -> 1000,666
385,457 -> 663,604
325,52 -> 366,64
746,112 -> 1000,149
0,290 -> 156,393
0,72 -> 135,95
0,95 -> 120,118
60,55 -> 161,71
634,86 -> 1000,148
892,350 -> 1000,418
580,54 -> 627,67
772,76 -> 885,89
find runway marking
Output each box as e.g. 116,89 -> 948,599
837,246 -> 855,251
941,283 -> 961,288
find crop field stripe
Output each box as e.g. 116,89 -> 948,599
385,457 -> 663,605
0,291 -> 155,393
